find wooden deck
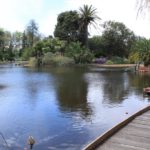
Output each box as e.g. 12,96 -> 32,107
84,105 -> 150,150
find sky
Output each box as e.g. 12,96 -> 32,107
0,0 -> 150,38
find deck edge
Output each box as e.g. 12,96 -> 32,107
83,105 -> 150,150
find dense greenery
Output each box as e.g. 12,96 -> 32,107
54,5 -> 100,48
0,28 -> 18,61
65,42 -> 94,64
0,4 -> 150,66
54,11 -> 80,42
101,21 -> 136,57
129,38 -> 150,66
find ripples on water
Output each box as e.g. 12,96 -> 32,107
0,64 -> 149,149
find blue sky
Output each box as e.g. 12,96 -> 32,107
1,0 -> 150,38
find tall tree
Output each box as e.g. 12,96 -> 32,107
22,31 -> 28,49
26,19 -> 38,47
79,5 -> 100,48
0,28 -> 5,60
12,31 -> 22,50
0,28 -> 5,49
54,11 -> 80,42
102,21 -> 135,57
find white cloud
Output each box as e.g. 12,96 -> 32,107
0,0 -> 45,31
64,0 -> 150,38
39,12 -> 58,36
0,0 -> 150,38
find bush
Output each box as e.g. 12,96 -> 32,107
65,42 -> 94,64
42,52 -> 74,66
105,60 -> 114,64
105,57 -> 129,64
42,52 -> 54,65
123,58 -> 129,64
111,56 -> 124,64
22,48 -> 34,60
128,52 -> 140,63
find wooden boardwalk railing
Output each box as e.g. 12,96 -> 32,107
84,105 -> 150,150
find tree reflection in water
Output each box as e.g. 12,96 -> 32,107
50,67 -> 93,119
101,71 -> 130,105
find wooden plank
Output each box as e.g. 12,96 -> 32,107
134,116 -> 150,122
108,133 -> 150,149
97,141 -> 148,150
83,105 -> 150,150
136,115 -> 150,120
132,119 -> 150,126
127,122 -> 150,130
118,126 -> 150,138
141,113 -> 150,117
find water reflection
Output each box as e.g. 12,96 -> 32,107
128,72 -> 150,92
50,67 -> 93,119
84,72 -> 130,106
101,72 -> 130,105
0,65 -> 149,149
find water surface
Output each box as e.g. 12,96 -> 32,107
0,64 -> 149,149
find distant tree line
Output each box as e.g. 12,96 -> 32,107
0,4 -> 150,66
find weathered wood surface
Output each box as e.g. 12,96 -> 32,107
84,105 -> 150,150
96,109 -> 150,150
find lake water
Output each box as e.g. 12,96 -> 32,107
0,64 -> 150,150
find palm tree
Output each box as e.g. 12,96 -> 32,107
79,5 -> 100,48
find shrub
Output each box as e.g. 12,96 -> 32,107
105,60 -> 114,64
22,48 -> 34,60
42,52 -> 74,66
65,42 -> 94,64
111,56 -> 124,64
42,52 -> 54,65
128,52 -> 140,63
105,57 -> 129,64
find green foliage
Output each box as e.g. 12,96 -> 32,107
105,57 -> 129,64
33,41 -> 44,58
111,56 -> 127,64
79,5 -> 101,47
54,11 -> 80,42
88,36 -> 105,57
42,52 -> 54,65
54,5 -> 100,47
66,42 -> 94,64
26,19 -> 39,47
42,52 -> 74,66
128,52 -> 140,63
22,48 -> 34,60
0,29 -> 15,61
22,31 -> 28,49
0,28 -> 5,49
12,31 -> 22,50
5,49 -> 15,61
102,21 -> 135,57
131,38 -> 150,65
106,60 -> 114,64
34,37 -> 66,55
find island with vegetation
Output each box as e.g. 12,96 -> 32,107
0,4 -> 150,69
